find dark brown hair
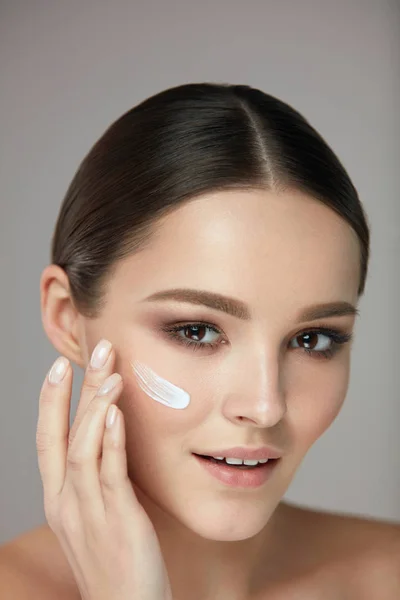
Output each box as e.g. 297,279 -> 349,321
51,82 -> 370,318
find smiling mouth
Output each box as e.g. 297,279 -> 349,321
193,453 -> 279,469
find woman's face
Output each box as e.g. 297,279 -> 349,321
76,188 -> 361,541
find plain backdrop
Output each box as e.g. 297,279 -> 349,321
1,0 -> 399,545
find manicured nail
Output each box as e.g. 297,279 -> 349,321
90,339 -> 112,370
106,405 -> 118,428
48,357 -> 68,384
97,373 -> 122,396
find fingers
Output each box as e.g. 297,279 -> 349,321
100,405 -> 140,515
37,339 -> 116,511
37,356 -> 73,502
65,372 -> 123,516
38,338 -> 139,529
68,339 -> 115,447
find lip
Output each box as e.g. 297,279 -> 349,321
193,454 -> 280,488
193,446 -> 282,460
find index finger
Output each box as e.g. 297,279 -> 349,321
36,356 -> 72,503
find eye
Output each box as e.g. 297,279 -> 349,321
161,322 -> 353,359
161,322 -> 224,352
289,328 -> 353,359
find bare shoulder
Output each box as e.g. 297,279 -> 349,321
330,508 -> 400,598
283,501 -> 400,598
0,525 -> 79,600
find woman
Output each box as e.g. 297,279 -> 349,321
1,82 -> 399,599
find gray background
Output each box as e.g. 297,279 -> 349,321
1,0 -> 399,545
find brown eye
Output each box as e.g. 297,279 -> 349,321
162,322 -> 223,351
296,332 -> 322,351
290,328 -> 352,360
182,325 -> 207,342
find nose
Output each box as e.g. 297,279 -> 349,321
222,344 -> 287,428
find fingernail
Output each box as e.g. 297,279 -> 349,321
97,373 -> 122,396
48,357 -> 68,384
90,339 -> 112,370
106,405 -> 118,428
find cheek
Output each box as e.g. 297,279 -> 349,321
117,363 -> 218,490
131,360 -> 191,409
290,359 -> 351,453
117,360 -> 216,445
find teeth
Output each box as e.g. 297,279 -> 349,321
225,458 -> 244,465
211,456 -> 270,465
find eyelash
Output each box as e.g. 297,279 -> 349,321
161,321 -> 353,360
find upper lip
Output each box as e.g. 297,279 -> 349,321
194,446 -> 282,460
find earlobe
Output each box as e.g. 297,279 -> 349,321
40,264 -> 85,367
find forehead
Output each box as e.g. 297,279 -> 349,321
115,189 -> 361,312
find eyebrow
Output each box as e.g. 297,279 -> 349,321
142,288 -> 360,322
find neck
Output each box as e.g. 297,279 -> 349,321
132,483 -> 293,600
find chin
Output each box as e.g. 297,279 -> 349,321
130,473 -> 281,542
177,497 -> 274,542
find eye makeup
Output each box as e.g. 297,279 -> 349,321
131,360 -> 191,409
160,320 -> 353,360
290,326 -> 353,360
161,322 -> 223,352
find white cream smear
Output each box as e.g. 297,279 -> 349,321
131,360 -> 191,409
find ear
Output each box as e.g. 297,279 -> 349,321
40,264 -> 86,369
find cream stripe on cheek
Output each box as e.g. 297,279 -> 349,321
130,360 -> 191,410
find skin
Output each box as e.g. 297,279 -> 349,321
39,187 -> 361,599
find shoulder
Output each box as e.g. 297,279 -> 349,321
0,525 -> 79,600
347,517 -> 400,598
288,501 -> 400,598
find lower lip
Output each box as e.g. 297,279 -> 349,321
193,454 -> 280,488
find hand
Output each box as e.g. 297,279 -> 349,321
36,339 -> 173,600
